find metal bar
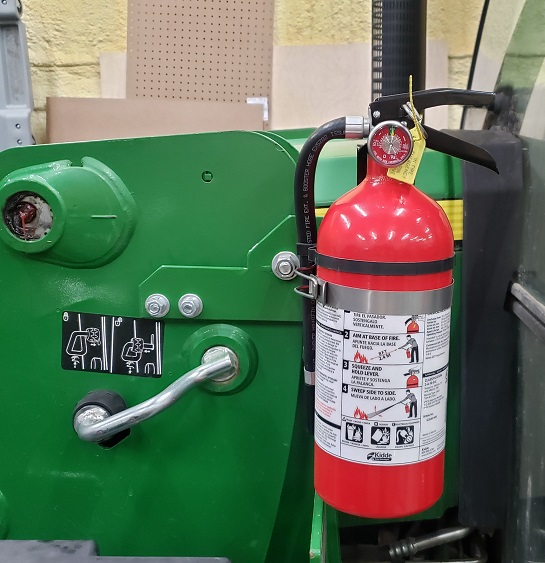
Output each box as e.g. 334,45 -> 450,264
507,282 -> 545,343
389,527 -> 473,560
74,348 -> 238,442
0,0 -> 33,151
511,282 -> 545,326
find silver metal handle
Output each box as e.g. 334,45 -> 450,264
73,346 -> 238,443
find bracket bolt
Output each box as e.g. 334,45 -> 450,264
372,110 -> 381,119
145,294 -> 170,318
272,251 -> 300,280
178,294 -> 203,318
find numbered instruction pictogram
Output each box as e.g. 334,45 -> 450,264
315,305 -> 450,466
62,312 -> 164,377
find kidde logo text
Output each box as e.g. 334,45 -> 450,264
367,452 -> 393,462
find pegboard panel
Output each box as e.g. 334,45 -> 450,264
126,0 -> 274,104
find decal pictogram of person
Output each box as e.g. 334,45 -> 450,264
401,334 -> 419,363
404,389 -> 418,418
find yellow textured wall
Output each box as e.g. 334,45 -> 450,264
24,0 -> 127,142
24,0 -> 484,142
274,0 -> 486,126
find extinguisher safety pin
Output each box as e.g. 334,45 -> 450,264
294,270 -> 327,303
402,103 -> 427,138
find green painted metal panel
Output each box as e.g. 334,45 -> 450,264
0,131 -> 311,562
0,127 -> 465,561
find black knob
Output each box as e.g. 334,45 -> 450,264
74,390 -> 130,448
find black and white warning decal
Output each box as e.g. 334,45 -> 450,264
315,299 -> 451,466
61,312 -> 163,377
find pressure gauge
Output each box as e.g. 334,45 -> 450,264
368,121 -> 414,168
3,191 -> 53,241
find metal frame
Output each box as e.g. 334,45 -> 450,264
0,0 -> 33,151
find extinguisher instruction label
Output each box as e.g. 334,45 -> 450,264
315,303 -> 450,466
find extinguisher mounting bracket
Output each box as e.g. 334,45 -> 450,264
294,269 -> 327,303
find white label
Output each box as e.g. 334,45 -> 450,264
315,304 -> 451,466
246,96 -> 269,121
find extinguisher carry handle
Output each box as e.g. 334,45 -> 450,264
369,88 -> 500,174
370,88 -> 497,123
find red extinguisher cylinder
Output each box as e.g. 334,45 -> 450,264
314,157 -> 454,518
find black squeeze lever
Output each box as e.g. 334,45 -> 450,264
369,88 -> 499,174
424,127 -> 498,174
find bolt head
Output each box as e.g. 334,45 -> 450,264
373,110 -> 381,119
178,294 -> 203,318
272,251 -> 300,280
145,294 -> 170,318
278,260 -> 293,276
148,302 -> 161,315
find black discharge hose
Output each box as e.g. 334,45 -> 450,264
294,117 -> 347,433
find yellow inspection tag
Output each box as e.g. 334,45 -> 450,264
387,127 -> 426,185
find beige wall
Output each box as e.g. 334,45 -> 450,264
23,0 -> 484,142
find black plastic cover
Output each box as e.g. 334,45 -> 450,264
453,129 -> 523,528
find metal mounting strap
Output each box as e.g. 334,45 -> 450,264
294,269 -> 327,302
310,248 -> 454,276
323,282 -> 453,314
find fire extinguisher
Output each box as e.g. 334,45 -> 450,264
294,88 -> 499,518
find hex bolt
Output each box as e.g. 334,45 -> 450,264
278,260 -> 292,275
178,294 -> 203,318
272,251 -> 300,280
373,110 -> 381,119
144,294 -> 170,318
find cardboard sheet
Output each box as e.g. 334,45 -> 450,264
270,40 -> 449,130
270,43 -> 372,130
46,97 -> 264,143
100,52 -> 127,99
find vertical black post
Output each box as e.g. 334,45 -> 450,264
372,0 -> 427,98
